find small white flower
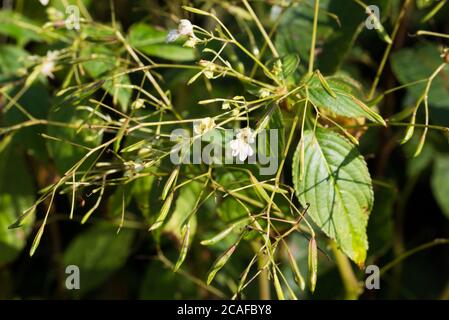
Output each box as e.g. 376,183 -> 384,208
178,19 -> 194,37
39,0 -> 49,6
194,117 -> 216,135
166,19 -> 195,43
230,127 -> 255,161
40,50 -> 59,78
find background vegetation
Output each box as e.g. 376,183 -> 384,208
0,0 -> 449,299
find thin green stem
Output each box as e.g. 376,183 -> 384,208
368,0 -> 413,99
308,0 -> 320,74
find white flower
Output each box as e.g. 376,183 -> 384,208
166,19 -> 195,43
178,19 -> 194,37
194,117 -> 216,135
40,50 -> 59,78
166,30 -> 180,43
230,127 -> 255,161
39,0 -> 49,6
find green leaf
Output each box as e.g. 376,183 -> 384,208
81,46 -> 132,111
305,74 -> 386,125
0,11 -> 43,46
292,128 -> 374,266
132,169 -> 157,219
280,54 -> 300,79
0,45 -> 28,82
163,181 -> 202,241
431,155 -> 449,219
275,0 -> 334,74
63,224 -> 135,296
4,83 -> 51,161
128,23 -> 196,62
0,136 -> 35,265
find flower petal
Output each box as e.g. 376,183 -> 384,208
166,30 -> 180,43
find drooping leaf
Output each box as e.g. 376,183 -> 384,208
305,74 -> 386,125
292,127 -> 374,266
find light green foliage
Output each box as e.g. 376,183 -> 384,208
293,128 -> 374,266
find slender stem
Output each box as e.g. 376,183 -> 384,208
330,241 -> 362,300
115,31 -> 171,108
368,0 -> 413,99
158,251 -> 226,299
416,30 -> 449,39
233,40 -> 281,85
242,0 -> 279,58
381,238 -> 449,275
252,241 -> 271,300
308,0 -> 320,74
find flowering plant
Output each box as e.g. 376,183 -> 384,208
0,0 -> 449,300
